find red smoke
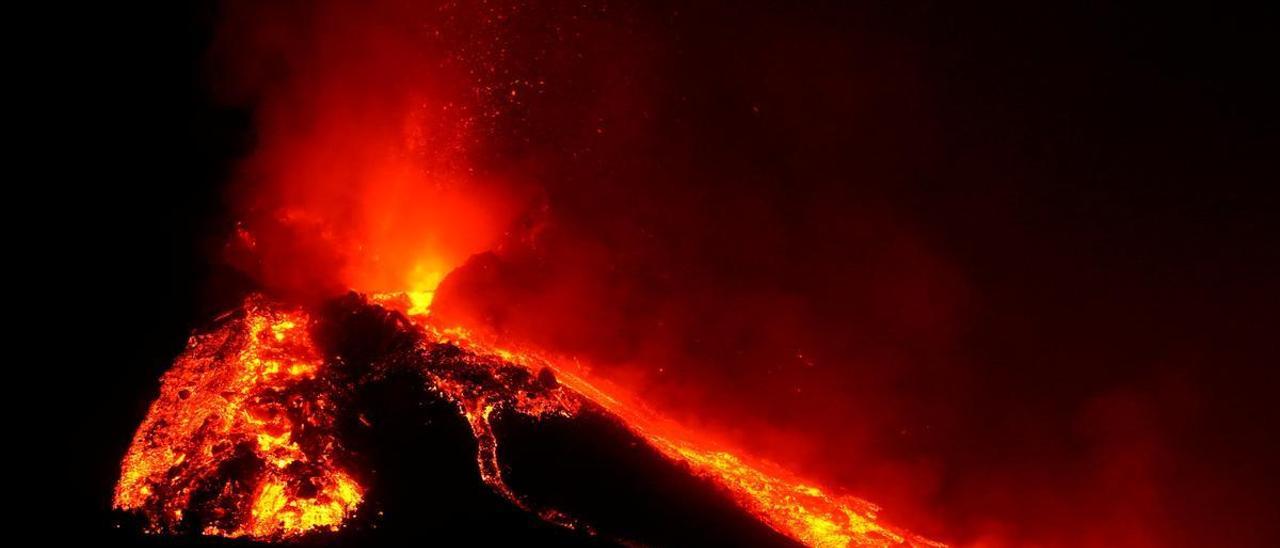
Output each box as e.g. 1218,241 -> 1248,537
216,0 -> 525,305
207,1 -> 1276,546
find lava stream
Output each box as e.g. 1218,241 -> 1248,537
115,294 -> 940,547
403,302 -> 943,548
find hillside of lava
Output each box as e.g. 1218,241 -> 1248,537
112,293 -> 939,547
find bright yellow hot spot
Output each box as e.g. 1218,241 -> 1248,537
369,267 -> 444,317
404,264 -> 446,315
406,288 -> 436,316
248,472 -> 363,538
113,299 -> 362,540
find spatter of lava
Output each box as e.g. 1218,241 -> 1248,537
115,295 -> 941,547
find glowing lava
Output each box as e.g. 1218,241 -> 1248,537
117,293 -> 940,546
114,298 -> 362,539
404,305 -> 943,548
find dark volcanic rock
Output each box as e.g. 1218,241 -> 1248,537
111,294 -> 800,547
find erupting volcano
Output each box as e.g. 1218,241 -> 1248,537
106,3 -> 956,545
84,0 -> 1280,546
115,290 -> 940,547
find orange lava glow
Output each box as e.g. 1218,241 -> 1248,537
422,340 -> 589,532
401,300 -> 943,547
114,298 -> 362,539
182,3 -> 942,541
117,291 -> 940,546
222,0 -> 519,310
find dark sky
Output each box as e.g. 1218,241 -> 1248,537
53,1 -> 1277,546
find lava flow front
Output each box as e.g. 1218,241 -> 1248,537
115,293 -> 939,547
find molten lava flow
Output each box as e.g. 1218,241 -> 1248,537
416,337 -> 591,532
114,298 -> 362,539
116,293 -> 938,546
404,305 -> 943,548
